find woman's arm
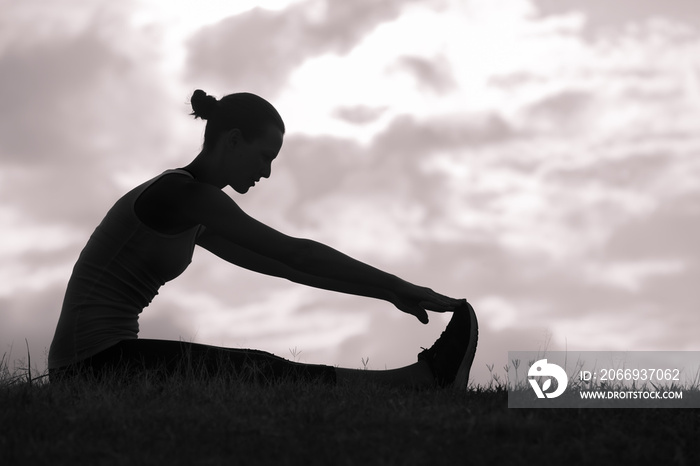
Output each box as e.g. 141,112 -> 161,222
196,229 -> 458,323
196,228 -> 391,300
171,179 -> 462,322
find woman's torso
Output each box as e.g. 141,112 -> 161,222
48,169 -> 202,369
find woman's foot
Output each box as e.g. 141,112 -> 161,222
417,300 -> 478,389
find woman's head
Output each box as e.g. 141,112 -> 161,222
189,90 -> 285,194
190,89 -> 285,150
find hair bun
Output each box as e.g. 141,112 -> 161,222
190,89 -> 218,120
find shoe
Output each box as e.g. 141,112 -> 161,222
418,299 -> 478,389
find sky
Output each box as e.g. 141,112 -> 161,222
1,0 -> 699,385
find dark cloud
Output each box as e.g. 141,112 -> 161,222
546,151 -> 670,191
0,7 -> 178,229
185,0 -> 426,96
0,1 -> 170,171
531,0 -> 700,35
602,191 -> 700,262
525,90 -> 594,129
372,113 -> 516,158
0,163 -> 123,229
390,54 -> 457,94
333,105 -> 387,125
0,31 -> 128,163
528,90 -> 592,115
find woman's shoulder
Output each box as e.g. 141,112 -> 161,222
133,170 -> 203,234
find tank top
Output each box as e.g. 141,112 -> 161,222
48,169 -> 203,369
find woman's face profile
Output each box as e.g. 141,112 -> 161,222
225,126 -> 284,194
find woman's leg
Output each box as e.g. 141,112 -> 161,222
50,301 -> 477,389
72,339 -> 337,384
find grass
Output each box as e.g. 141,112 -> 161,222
1,351 -> 700,465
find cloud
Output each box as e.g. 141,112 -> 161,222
0,0 -> 187,226
371,113 -> 517,157
525,89 -> 595,130
0,29 -> 128,164
185,0 -> 428,96
389,54 -> 458,94
247,112 -> 518,258
604,192 -> 700,261
0,0 -> 178,170
332,105 -> 387,125
531,0 -> 700,34
582,259 -> 686,293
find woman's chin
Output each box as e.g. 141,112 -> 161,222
231,178 -> 257,194
230,183 -> 250,194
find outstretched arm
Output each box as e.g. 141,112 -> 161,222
197,228 -> 390,300
171,180 -> 462,322
196,229 -> 459,323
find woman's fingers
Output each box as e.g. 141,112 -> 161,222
415,308 -> 429,324
391,282 -> 464,322
419,290 -> 463,312
420,301 -> 452,312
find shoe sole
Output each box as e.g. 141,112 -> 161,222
452,300 -> 478,391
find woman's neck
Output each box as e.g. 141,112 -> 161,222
181,150 -> 226,189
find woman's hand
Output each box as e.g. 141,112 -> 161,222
387,280 -> 464,324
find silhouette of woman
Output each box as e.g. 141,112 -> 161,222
48,90 -> 478,388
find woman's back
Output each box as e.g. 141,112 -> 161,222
48,169 -> 201,369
